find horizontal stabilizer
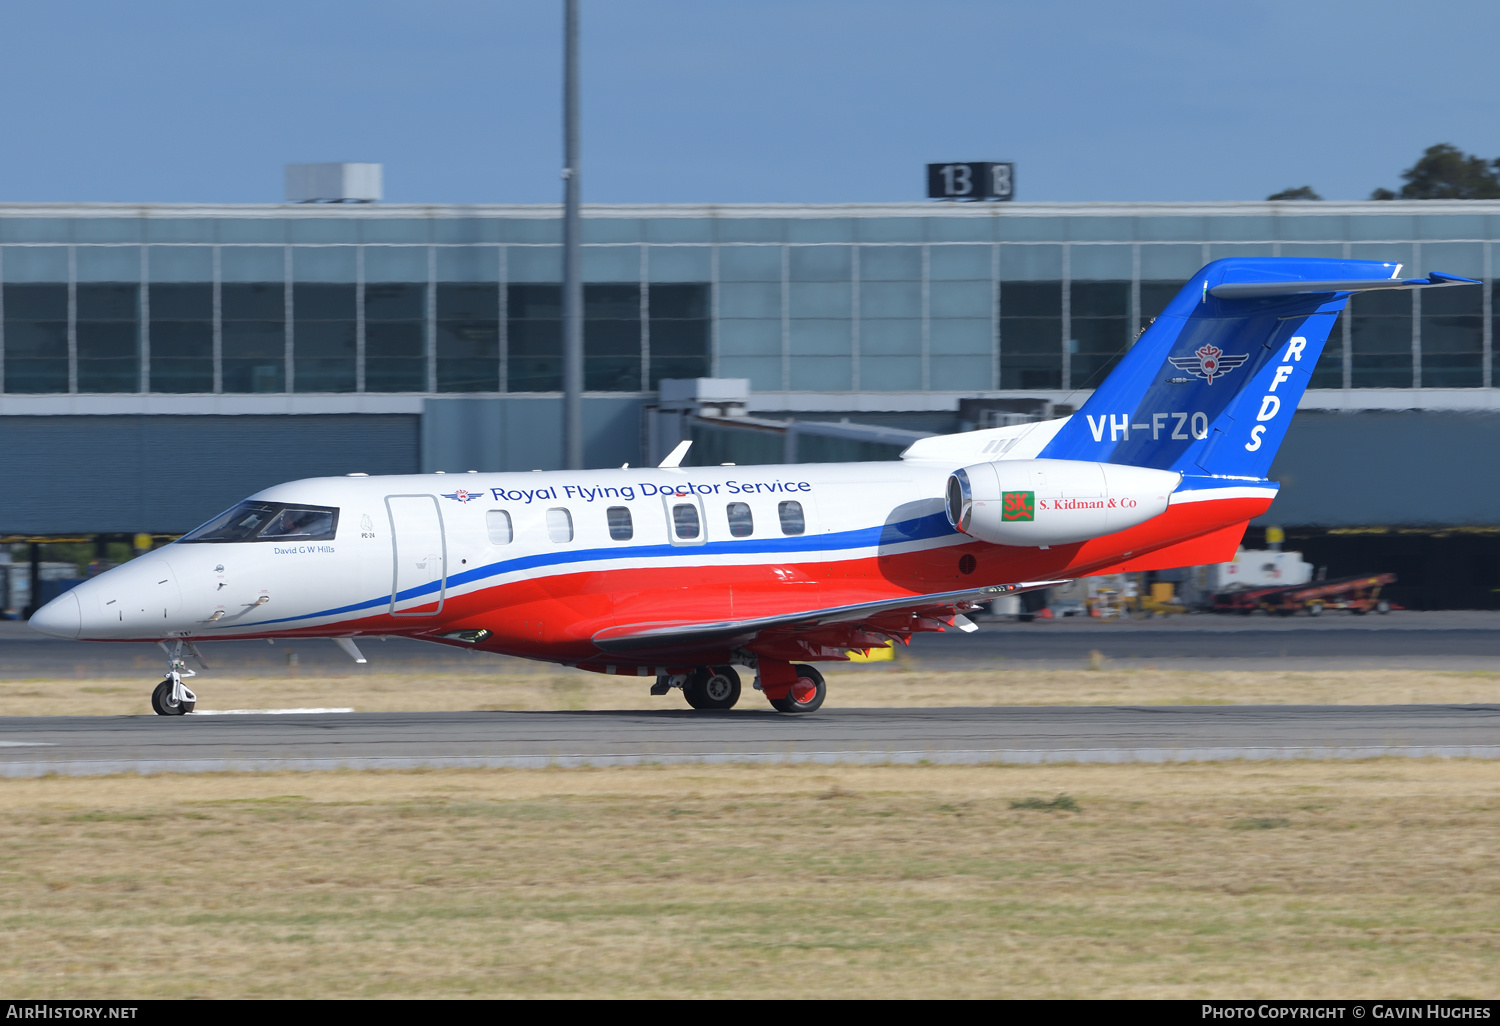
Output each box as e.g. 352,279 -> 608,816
1210,272 -> 1479,300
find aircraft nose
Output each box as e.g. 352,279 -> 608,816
30,589 -> 82,640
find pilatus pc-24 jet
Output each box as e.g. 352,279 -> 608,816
30,258 -> 1478,715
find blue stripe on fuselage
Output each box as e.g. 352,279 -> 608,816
230,510 -> 957,629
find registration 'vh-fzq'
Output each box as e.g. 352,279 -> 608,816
30,258 -> 1478,715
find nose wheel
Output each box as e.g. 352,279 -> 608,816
151,679 -> 196,716
151,640 -> 201,716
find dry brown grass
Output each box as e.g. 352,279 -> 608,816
1,760 -> 1498,998
2,665 -> 1496,717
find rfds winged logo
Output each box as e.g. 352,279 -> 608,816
1167,344 -> 1249,385
441,489 -> 481,503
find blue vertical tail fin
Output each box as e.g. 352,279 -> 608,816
1038,258 -> 1479,480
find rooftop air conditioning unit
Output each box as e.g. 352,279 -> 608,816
284,163 -> 383,203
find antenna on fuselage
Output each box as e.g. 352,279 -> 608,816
658,440 -> 692,468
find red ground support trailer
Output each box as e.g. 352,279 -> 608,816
1212,573 -> 1398,617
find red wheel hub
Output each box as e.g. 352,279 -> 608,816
791,676 -> 818,704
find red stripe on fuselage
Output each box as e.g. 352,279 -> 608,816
231,493 -> 1271,662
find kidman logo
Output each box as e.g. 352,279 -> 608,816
1167,343 -> 1249,385
1001,490 -> 1035,522
441,489 -> 482,504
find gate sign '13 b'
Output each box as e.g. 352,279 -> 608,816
927,162 -> 1014,201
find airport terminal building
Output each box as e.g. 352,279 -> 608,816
3,198 -> 1500,607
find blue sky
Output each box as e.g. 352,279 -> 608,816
0,0 -> 1496,205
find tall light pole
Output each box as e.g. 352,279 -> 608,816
560,0 -> 584,470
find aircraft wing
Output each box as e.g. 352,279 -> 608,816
590,580 -> 1066,659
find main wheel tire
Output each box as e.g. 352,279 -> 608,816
683,666 -> 741,710
1307,602 -> 1323,617
1376,600 -> 1391,614
151,679 -> 188,717
770,664 -> 826,713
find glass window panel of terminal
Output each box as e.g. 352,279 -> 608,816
648,283 -> 710,389
1069,280 -> 1129,389
507,284 -> 562,391
1308,310 -> 1346,389
505,282 -> 647,392
293,283 -> 356,392
149,283 -> 212,393
364,283 -> 427,392
1494,281 -> 1500,386
1139,281 -> 1186,324
2,284 -> 68,393
221,282 -> 285,393
76,283 -> 140,393
999,281 -> 1062,389
436,283 -> 499,392
1349,290 -> 1414,388
1420,285 -> 1483,388
585,284 -> 641,391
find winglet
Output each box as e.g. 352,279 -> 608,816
658,440 -> 692,468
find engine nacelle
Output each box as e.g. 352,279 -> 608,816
945,459 -> 1180,547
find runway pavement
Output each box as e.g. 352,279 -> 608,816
2,611 -> 1499,678
1,703 -> 1496,777
906,611 -> 1500,670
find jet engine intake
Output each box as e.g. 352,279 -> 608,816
945,459 -> 1180,547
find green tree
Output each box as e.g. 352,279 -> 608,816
1267,186 -> 1322,201
1371,143 -> 1500,199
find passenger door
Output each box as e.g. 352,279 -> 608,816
386,494 -> 446,616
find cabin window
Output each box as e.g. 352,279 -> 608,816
726,502 -> 753,537
778,500 -> 805,536
485,509 -> 513,545
606,505 -> 633,541
672,503 -> 701,540
546,507 -> 574,543
180,501 -> 339,543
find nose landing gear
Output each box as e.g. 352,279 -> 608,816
150,640 -> 200,716
151,679 -> 195,716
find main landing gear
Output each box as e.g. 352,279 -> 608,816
769,664 -> 826,713
649,661 -> 826,713
150,640 -> 199,716
685,666 -> 742,710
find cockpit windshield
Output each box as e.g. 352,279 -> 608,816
179,501 -> 339,544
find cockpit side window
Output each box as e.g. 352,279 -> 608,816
179,501 -> 339,543
260,506 -> 336,540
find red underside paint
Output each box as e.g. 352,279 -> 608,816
222,493 -> 1272,667
1089,519 -> 1250,575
